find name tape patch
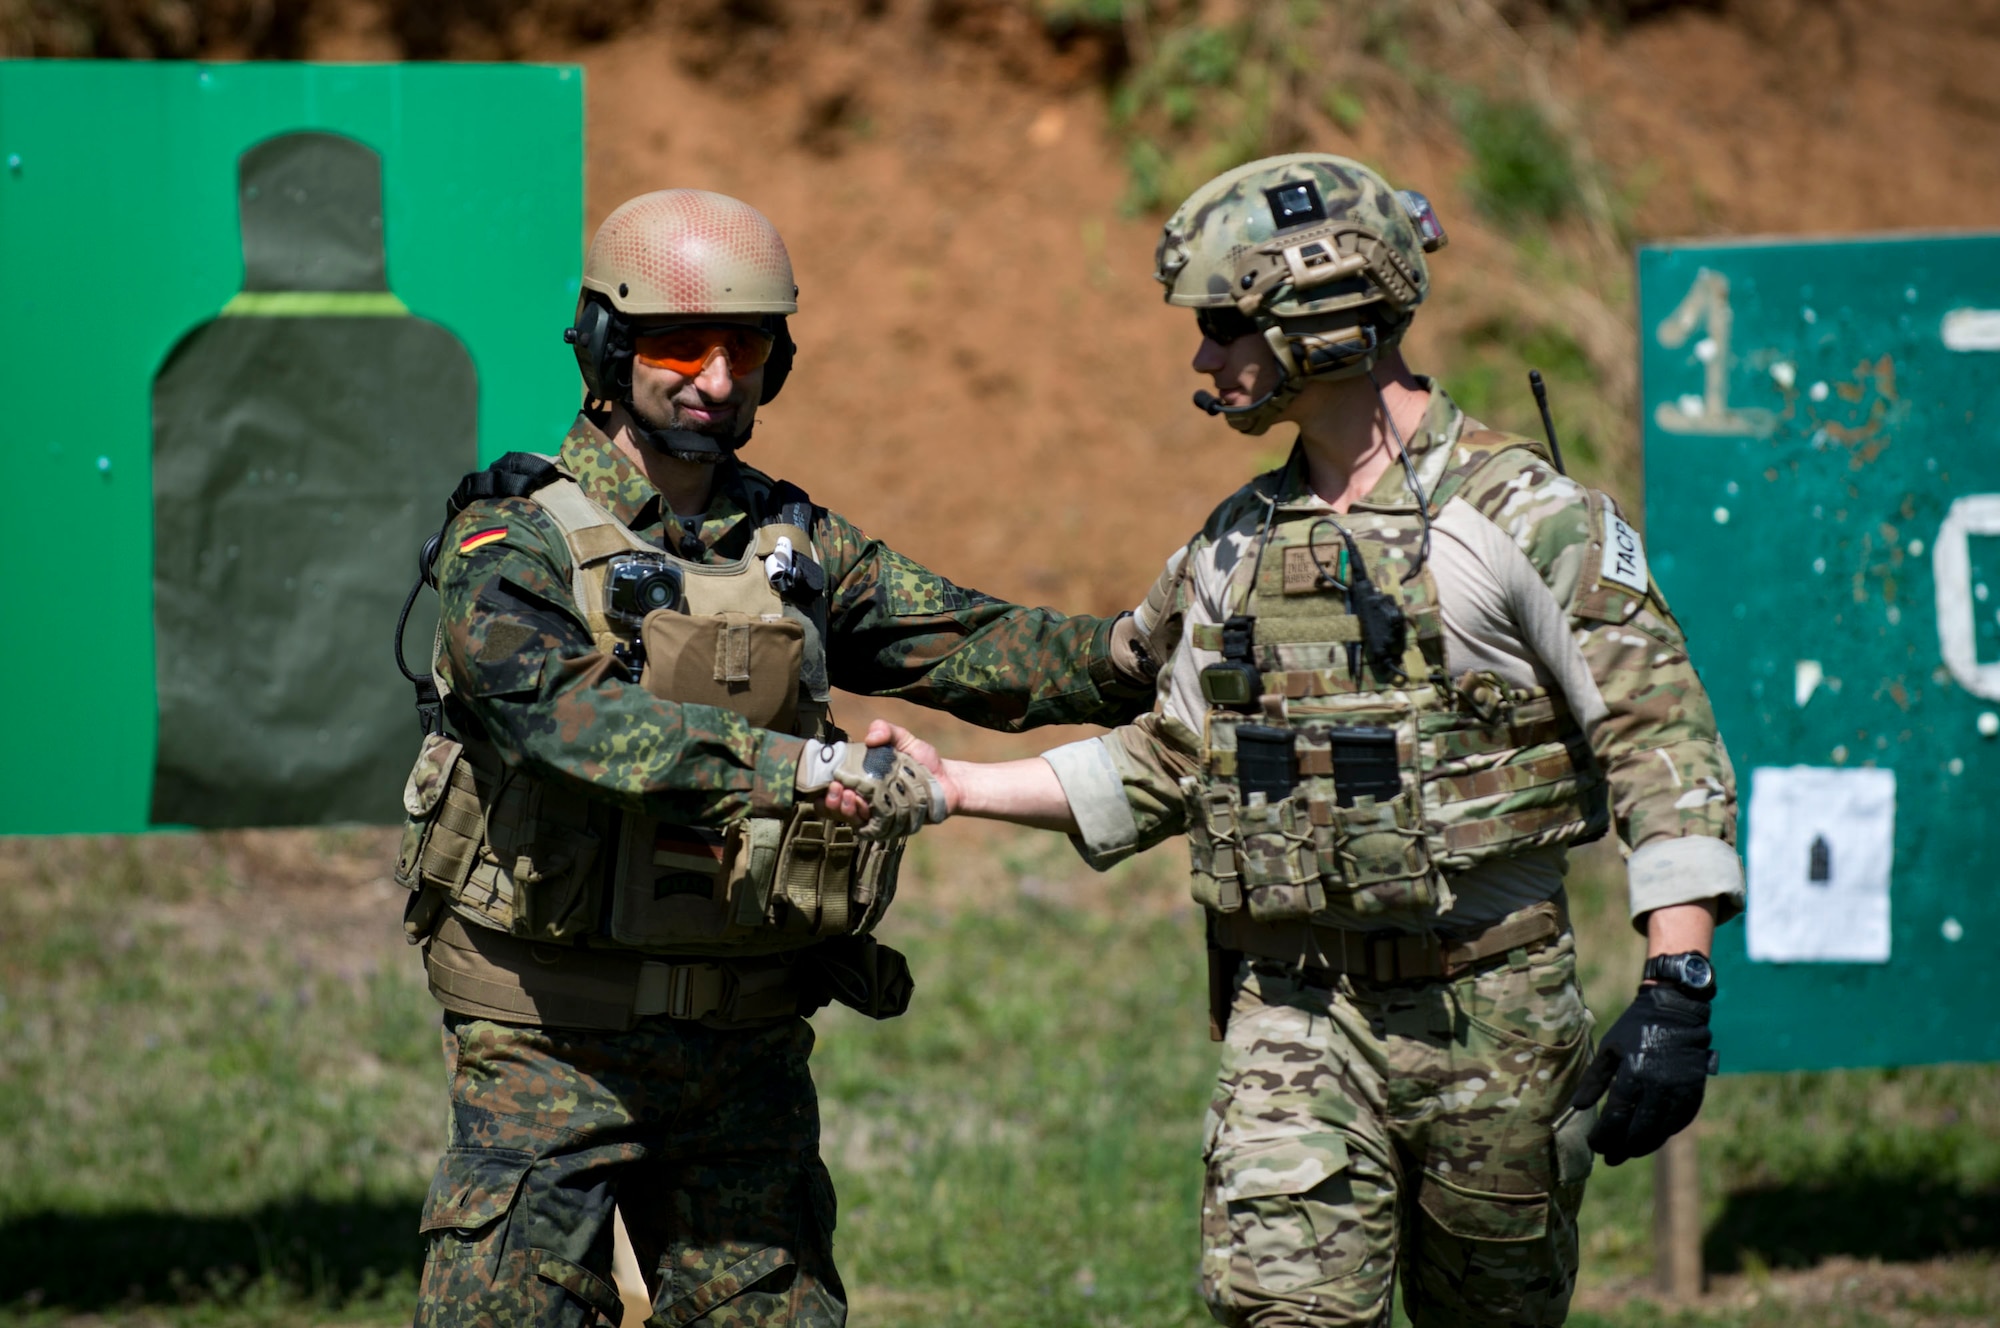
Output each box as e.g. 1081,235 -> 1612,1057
1601,510 -> 1648,593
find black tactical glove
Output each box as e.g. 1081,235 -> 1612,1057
1570,984 -> 1717,1166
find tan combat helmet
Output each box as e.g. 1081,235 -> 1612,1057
1155,153 -> 1447,433
582,188 -> 798,315
568,189 -> 800,424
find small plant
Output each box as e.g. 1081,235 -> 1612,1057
1456,93 -> 1581,225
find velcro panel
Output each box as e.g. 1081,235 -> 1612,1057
1256,616 -> 1364,645
715,620 -> 753,683
569,524 -> 634,564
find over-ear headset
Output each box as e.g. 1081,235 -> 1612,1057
566,295 -> 796,407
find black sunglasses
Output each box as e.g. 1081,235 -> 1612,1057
1197,306 -> 1261,345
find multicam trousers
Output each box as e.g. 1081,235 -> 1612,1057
1200,928 -> 1597,1327
413,1013 -> 843,1328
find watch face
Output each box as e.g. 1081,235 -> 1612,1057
1681,953 -> 1714,989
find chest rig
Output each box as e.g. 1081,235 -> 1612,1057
395,460 -> 903,960
1183,433 -> 1608,931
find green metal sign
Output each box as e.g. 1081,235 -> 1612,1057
0,61 -> 584,835
1640,233 -> 2000,1072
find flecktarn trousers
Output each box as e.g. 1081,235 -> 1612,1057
413,1012 -> 843,1328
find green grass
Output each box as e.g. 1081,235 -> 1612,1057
1,831 -> 1996,1326
1455,93 -> 1582,226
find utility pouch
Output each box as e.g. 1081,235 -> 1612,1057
1312,788 -> 1436,918
640,609 -> 804,732
395,732 -> 466,892
771,807 -> 861,936
1235,725 -> 1298,803
794,935 -> 914,1020
396,733 -> 493,939
608,816 -> 733,949
1185,776 -> 1244,914
488,780 -> 604,943
1236,792 -> 1326,921
1423,682 -> 1607,871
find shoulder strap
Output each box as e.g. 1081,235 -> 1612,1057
751,477 -> 826,603
1425,428 -> 1553,515
443,451 -> 565,522
530,478 -> 655,649
762,479 -> 815,537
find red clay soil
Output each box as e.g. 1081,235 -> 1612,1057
302,0 -> 1998,760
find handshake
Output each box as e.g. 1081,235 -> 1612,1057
792,601 -> 1169,840
793,721 -> 959,841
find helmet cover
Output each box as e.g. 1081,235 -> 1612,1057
583,189 -> 798,317
1155,153 -> 1431,324
1156,154 -> 1441,432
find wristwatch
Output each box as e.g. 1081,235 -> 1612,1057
1642,951 -> 1716,1000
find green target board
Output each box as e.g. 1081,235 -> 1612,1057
0,61 -> 583,835
1640,233 -> 2000,1072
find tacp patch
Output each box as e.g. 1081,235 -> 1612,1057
1600,510 -> 1648,593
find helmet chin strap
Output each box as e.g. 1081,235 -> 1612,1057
628,401 -> 753,462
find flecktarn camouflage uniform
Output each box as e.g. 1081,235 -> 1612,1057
1045,387 -> 1742,1326
411,414 -> 1141,1328
421,1015 -> 838,1327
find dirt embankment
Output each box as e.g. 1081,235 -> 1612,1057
10,0 -> 1996,756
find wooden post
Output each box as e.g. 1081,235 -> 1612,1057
1653,1126 -> 1704,1300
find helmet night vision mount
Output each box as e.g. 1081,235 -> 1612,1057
1158,154 -> 1448,435
565,189 -> 800,460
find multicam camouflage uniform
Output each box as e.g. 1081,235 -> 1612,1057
1045,386 -> 1742,1326
412,413 -> 1141,1328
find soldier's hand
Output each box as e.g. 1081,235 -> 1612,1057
796,736 -> 948,841
1570,984 -> 1717,1166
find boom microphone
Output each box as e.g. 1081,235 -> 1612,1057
1193,386 -> 1282,416
1194,356 -> 1292,417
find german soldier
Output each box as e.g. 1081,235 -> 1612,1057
395,189 -> 1150,1327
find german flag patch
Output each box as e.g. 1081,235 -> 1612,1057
457,527 -> 508,555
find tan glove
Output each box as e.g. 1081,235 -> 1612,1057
795,740 -> 948,841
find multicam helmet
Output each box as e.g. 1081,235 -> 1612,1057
583,189 -> 797,316
1155,154 -> 1446,432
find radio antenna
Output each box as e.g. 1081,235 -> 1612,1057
1528,369 -> 1568,476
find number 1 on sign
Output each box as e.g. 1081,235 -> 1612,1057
1654,268 -> 1776,436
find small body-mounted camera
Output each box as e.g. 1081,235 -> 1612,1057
606,554 -> 685,629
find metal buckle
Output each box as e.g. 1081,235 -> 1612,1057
667,966 -> 697,1020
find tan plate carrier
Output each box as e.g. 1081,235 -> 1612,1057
396,463 -> 904,1028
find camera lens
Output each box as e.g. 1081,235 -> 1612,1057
639,572 -> 675,611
